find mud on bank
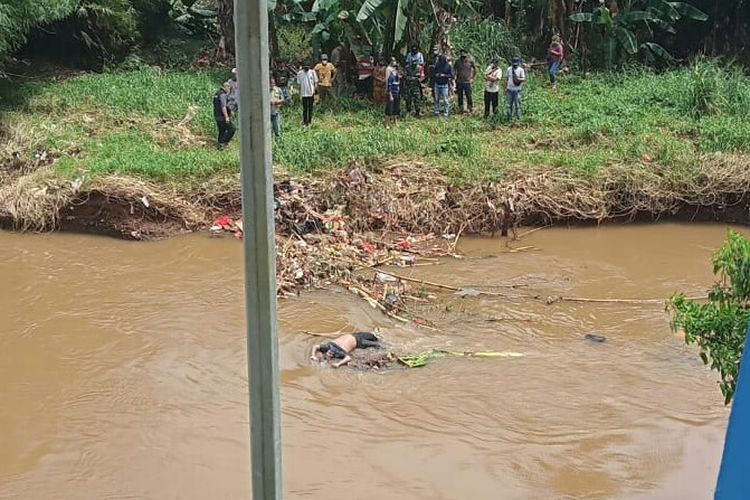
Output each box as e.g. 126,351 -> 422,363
2,157 -> 750,295
3,157 -> 750,236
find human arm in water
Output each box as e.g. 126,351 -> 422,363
310,345 -> 321,361
333,354 -> 352,368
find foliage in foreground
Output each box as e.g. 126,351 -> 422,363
671,231 -> 750,404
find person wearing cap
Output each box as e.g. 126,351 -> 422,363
213,80 -> 235,149
228,67 -> 240,114
454,49 -> 477,114
297,62 -> 319,126
506,56 -> 526,121
314,54 -> 336,107
311,332 -> 381,368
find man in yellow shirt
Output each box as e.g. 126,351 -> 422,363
314,54 -> 336,108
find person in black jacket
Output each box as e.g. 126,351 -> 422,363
213,81 -> 236,149
432,55 -> 454,117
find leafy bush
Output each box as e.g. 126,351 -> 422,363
0,0 -> 77,58
451,18 -> 520,67
278,24 -> 312,63
18,0 -> 139,68
671,231 -> 750,404
130,0 -> 172,39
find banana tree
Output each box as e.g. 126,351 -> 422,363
570,0 -> 707,68
355,0 -> 478,58
355,0 -> 408,56
215,0 -> 306,61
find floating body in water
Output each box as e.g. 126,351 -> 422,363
311,332 -> 381,368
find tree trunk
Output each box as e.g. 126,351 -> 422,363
429,9 -> 455,57
217,0 -> 235,60
383,5 -> 398,58
269,13 -> 280,64
504,0 -> 512,25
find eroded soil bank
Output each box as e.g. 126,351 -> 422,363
2,158 -> 749,296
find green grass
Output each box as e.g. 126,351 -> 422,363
2,59 -> 750,186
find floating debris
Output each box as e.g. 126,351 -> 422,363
585,334 -> 607,343
398,349 -> 524,368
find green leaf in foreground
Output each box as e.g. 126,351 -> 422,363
670,230 -> 750,404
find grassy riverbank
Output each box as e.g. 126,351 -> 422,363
1,59 -> 750,237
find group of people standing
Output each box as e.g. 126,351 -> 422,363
212,67 -> 287,148
212,35 -> 564,148
362,47 -> 530,121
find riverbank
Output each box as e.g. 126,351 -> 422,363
1,62 -> 750,295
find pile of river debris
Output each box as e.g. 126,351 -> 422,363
209,168 -> 471,330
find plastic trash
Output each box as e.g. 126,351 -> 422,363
376,272 -> 398,283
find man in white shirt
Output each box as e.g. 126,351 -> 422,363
297,62 -> 319,126
484,58 -> 502,118
506,56 -> 526,121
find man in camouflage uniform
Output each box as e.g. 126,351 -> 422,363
403,62 -> 423,117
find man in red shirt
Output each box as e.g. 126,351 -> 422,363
356,53 -> 374,99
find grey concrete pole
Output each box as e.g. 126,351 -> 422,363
233,0 -> 283,498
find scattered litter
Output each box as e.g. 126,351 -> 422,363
398,255 -> 416,266
140,196 -> 150,208
70,176 -> 85,191
454,288 -> 481,298
376,272 -> 399,283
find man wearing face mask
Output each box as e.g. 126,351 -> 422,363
406,44 -> 425,68
506,56 -> 526,121
314,54 -> 336,108
297,62 -> 319,126
453,49 -> 476,114
483,58 -> 502,118
432,55 -> 454,117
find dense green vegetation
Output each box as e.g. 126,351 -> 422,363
2,59 -> 748,186
2,0 -> 749,72
671,231 -> 750,404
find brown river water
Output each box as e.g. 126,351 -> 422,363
0,223 -> 743,499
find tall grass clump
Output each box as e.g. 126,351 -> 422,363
685,58 -> 750,118
451,19 -> 521,64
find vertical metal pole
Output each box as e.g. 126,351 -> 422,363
234,0 -> 282,498
715,323 -> 750,499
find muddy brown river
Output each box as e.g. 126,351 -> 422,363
0,224 -> 742,499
